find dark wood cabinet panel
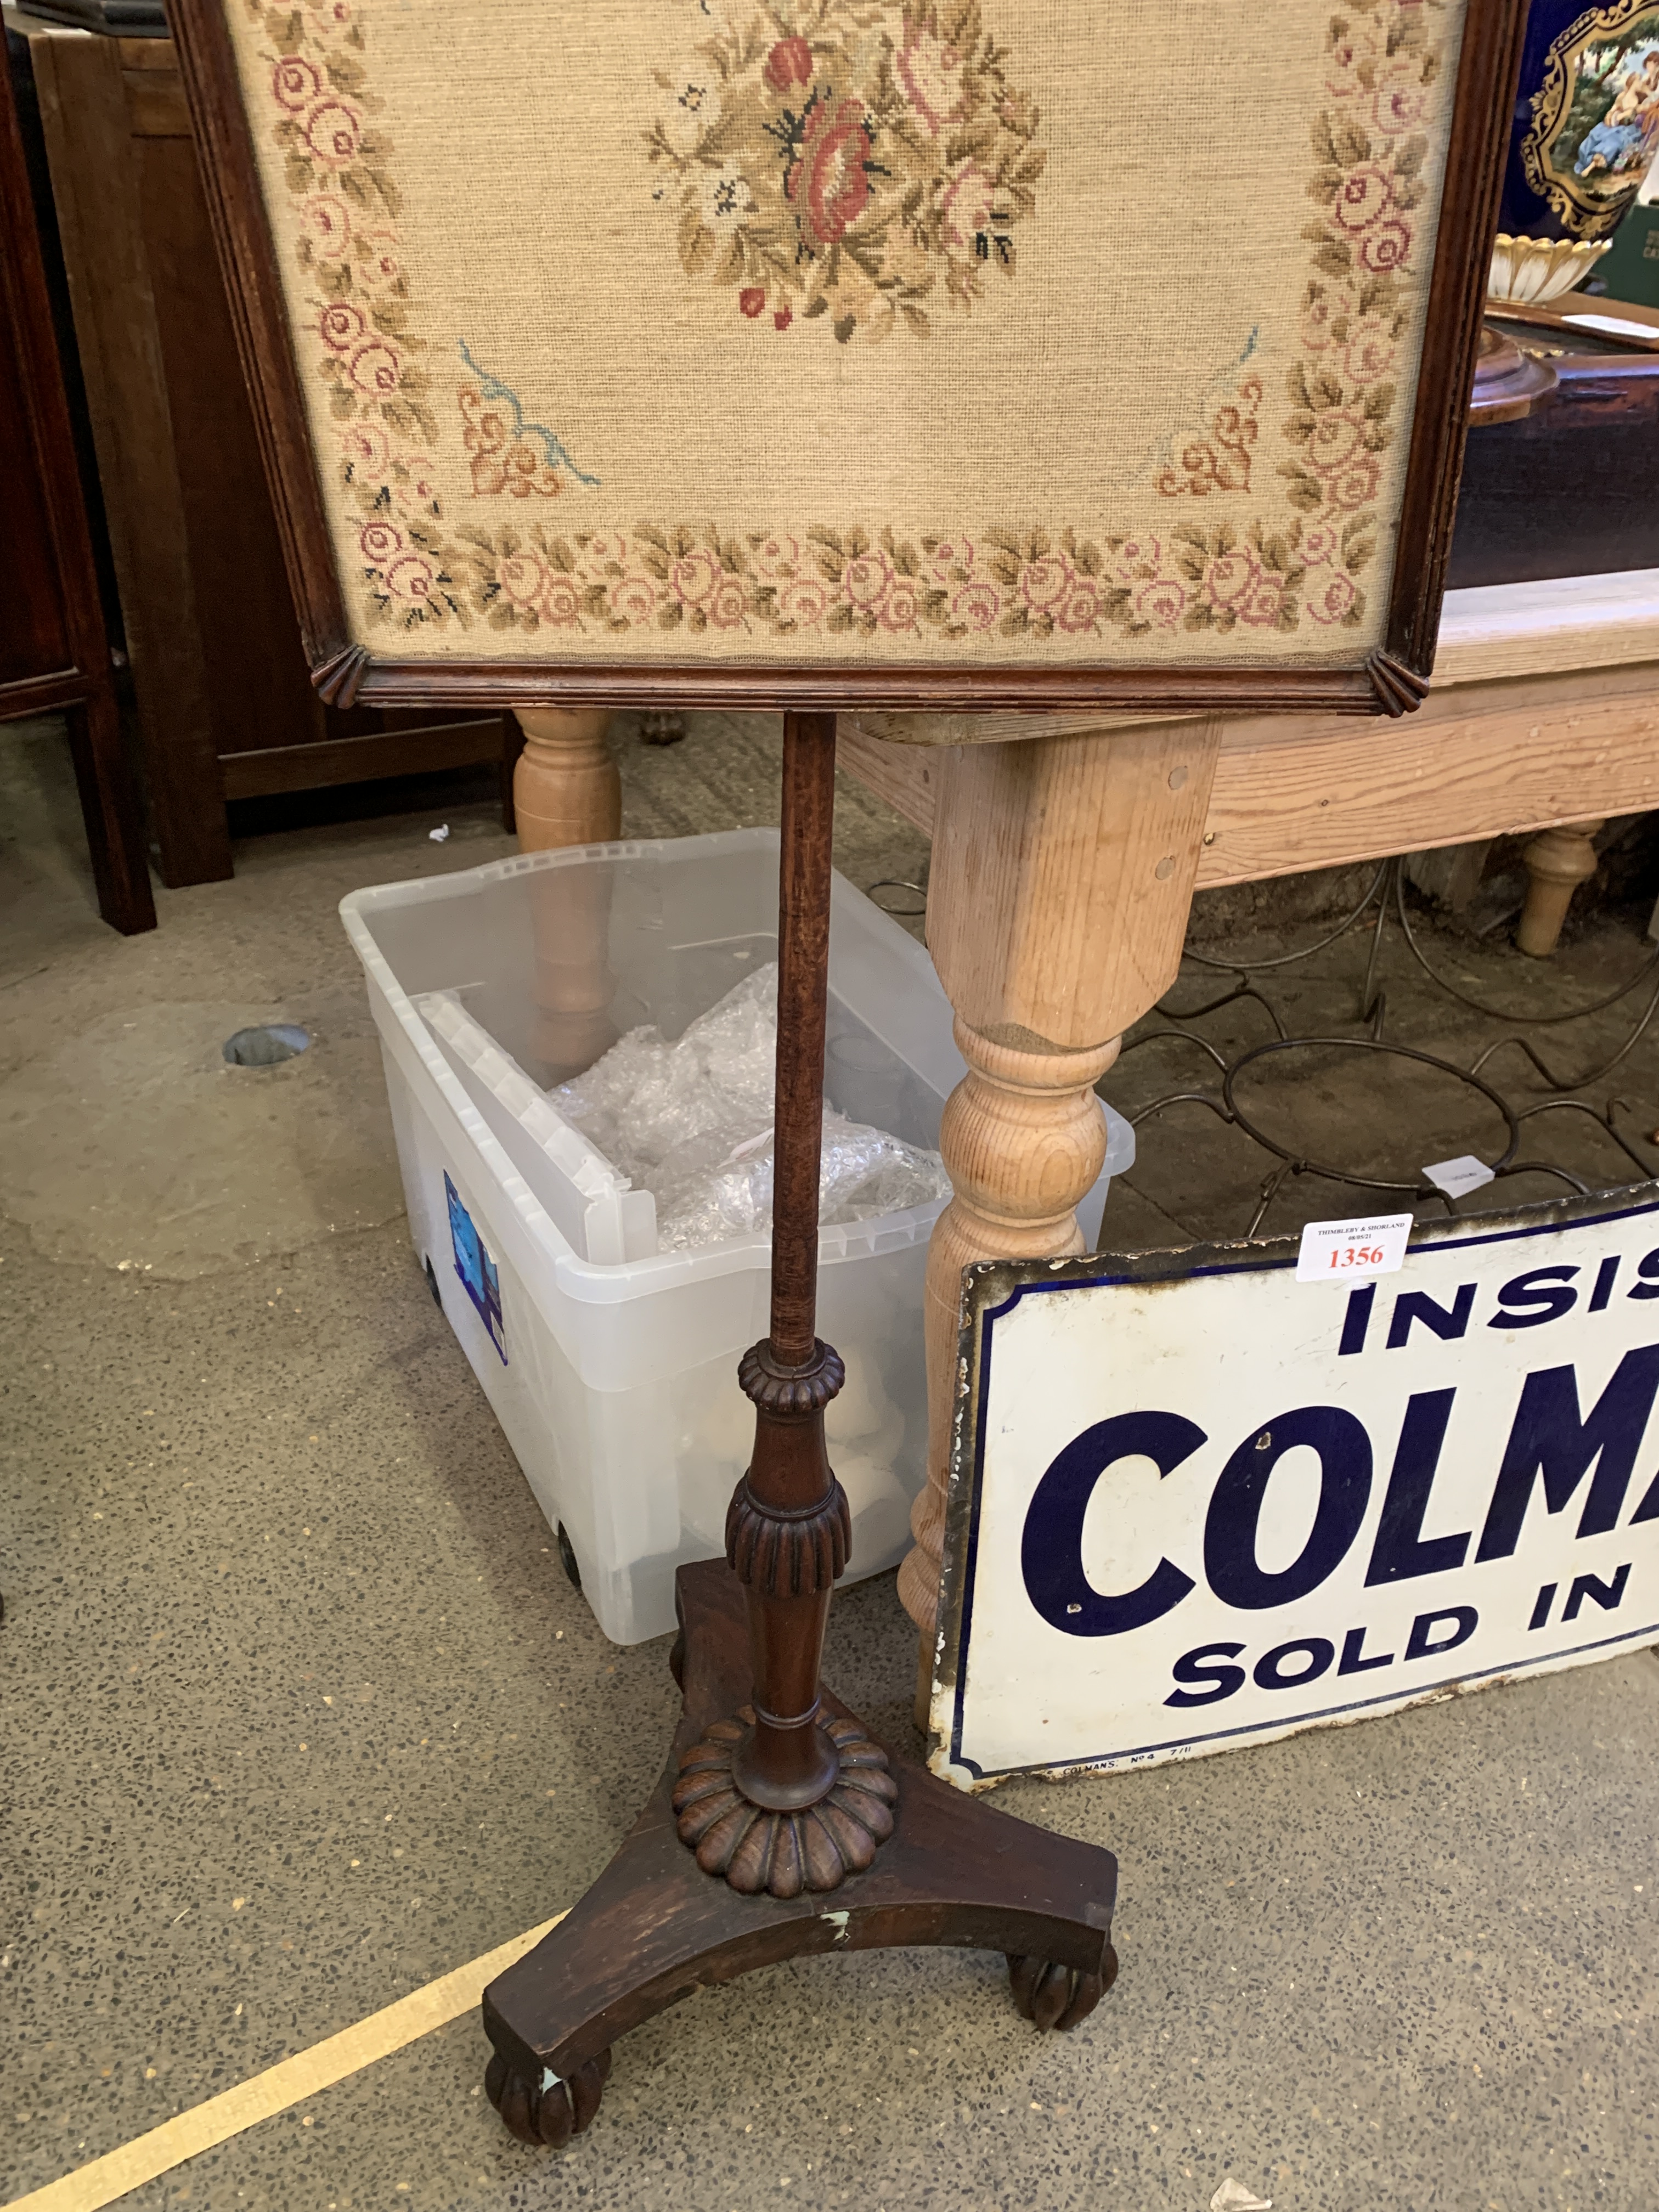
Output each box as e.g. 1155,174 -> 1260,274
19,21 -> 505,888
1,27 -> 154,933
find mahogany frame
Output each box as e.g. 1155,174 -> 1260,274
168,0 -> 1527,721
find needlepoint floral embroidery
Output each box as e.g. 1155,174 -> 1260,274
646,1 -> 1047,342
238,0 -> 1449,645
1158,375 -> 1263,499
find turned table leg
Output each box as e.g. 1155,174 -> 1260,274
1517,817 -> 1603,958
896,719 -> 1222,1707
513,709 -> 621,1081
512,708 -> 620,852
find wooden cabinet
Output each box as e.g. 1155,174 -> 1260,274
2,26 -> 153,932
18,20 -> 507,888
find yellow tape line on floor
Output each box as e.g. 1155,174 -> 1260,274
6,1914 -> 566,2212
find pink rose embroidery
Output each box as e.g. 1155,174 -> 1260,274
953,581 -> 1000,631
1239,577 -> 1286,627
273,56 -> 321,111
648,5 -> 1042,342
358,235 -> 403,291
1344,328 -> 1397,385
340,422 -> 388,471
384,554 -> 434,604
1057,583 -> 1102,633
1308,572 -> 1359,624
609,576 -> 657,624
1204,551 -> 1258,606
1019,554 -> 1073,612
302,99 -> 363,167
708,576 -> 749,629
1360,219 -> 1412,274
670,550 -> 721,606
1333,167 -> 1394,233
1329,455 -> 1380,510
348,341 -> 401,396
1136,579 -> 1187,629
302,195 -> 352,261
1308,410 -> 1366,475
881,579 -> 921,631
764,36 -> 814,92
753,536 -> 799,581
1109,537 -> 1163,585
940,161 -> 996,253
358,520 -> 402,564
583,535 -> 629,566
843,551 -> 893,610
543,577 -> 583,627
896,25 -> 967,135
1374,84 -> 1426,134
1300,524 -> 1340,567
497,554 -> 547,610
778,578 -> 828,627
1325,36 -> 1362,92
929,538 -> 974,582
319,302 -> 365,352
787,98 -> 873,247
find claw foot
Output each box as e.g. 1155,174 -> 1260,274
485,2046 -> 612,2147
1007,1947 -> 1116,2031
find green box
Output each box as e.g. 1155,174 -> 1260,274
1599,196 -> 1659,310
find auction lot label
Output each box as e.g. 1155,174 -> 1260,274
931,1189 -> 1659,1786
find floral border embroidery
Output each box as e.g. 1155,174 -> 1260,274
245,0 -> 1448,643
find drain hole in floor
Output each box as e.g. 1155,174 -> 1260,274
223,1024 -> 311,1068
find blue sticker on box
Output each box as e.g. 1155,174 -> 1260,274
444,1171 -> 506,1362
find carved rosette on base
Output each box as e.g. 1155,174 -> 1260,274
672,1335 -> 896,1896
672,1705 -> 897,1896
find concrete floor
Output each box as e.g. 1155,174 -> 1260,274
4,712 -> 1658,2212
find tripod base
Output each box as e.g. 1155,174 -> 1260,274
482,1560 -> 1119,2146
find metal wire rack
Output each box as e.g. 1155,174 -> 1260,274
1117,859 -> 1659,1240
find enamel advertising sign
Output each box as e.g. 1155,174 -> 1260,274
929,1188 -> 1659,1788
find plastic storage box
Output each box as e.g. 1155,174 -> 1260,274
342,830 -> 1133,1644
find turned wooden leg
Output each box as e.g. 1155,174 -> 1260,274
512,708 -> 620,852
898,718 -> 1222,1702
513,709 -> 621,1080
894,1022 -> 1121,1650
1517,817 -> 1602,958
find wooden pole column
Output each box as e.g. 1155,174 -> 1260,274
896,719 -> 1223,1695
670,713 -> 899,1893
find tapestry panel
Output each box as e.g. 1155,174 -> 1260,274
225,0 -> 1470,665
